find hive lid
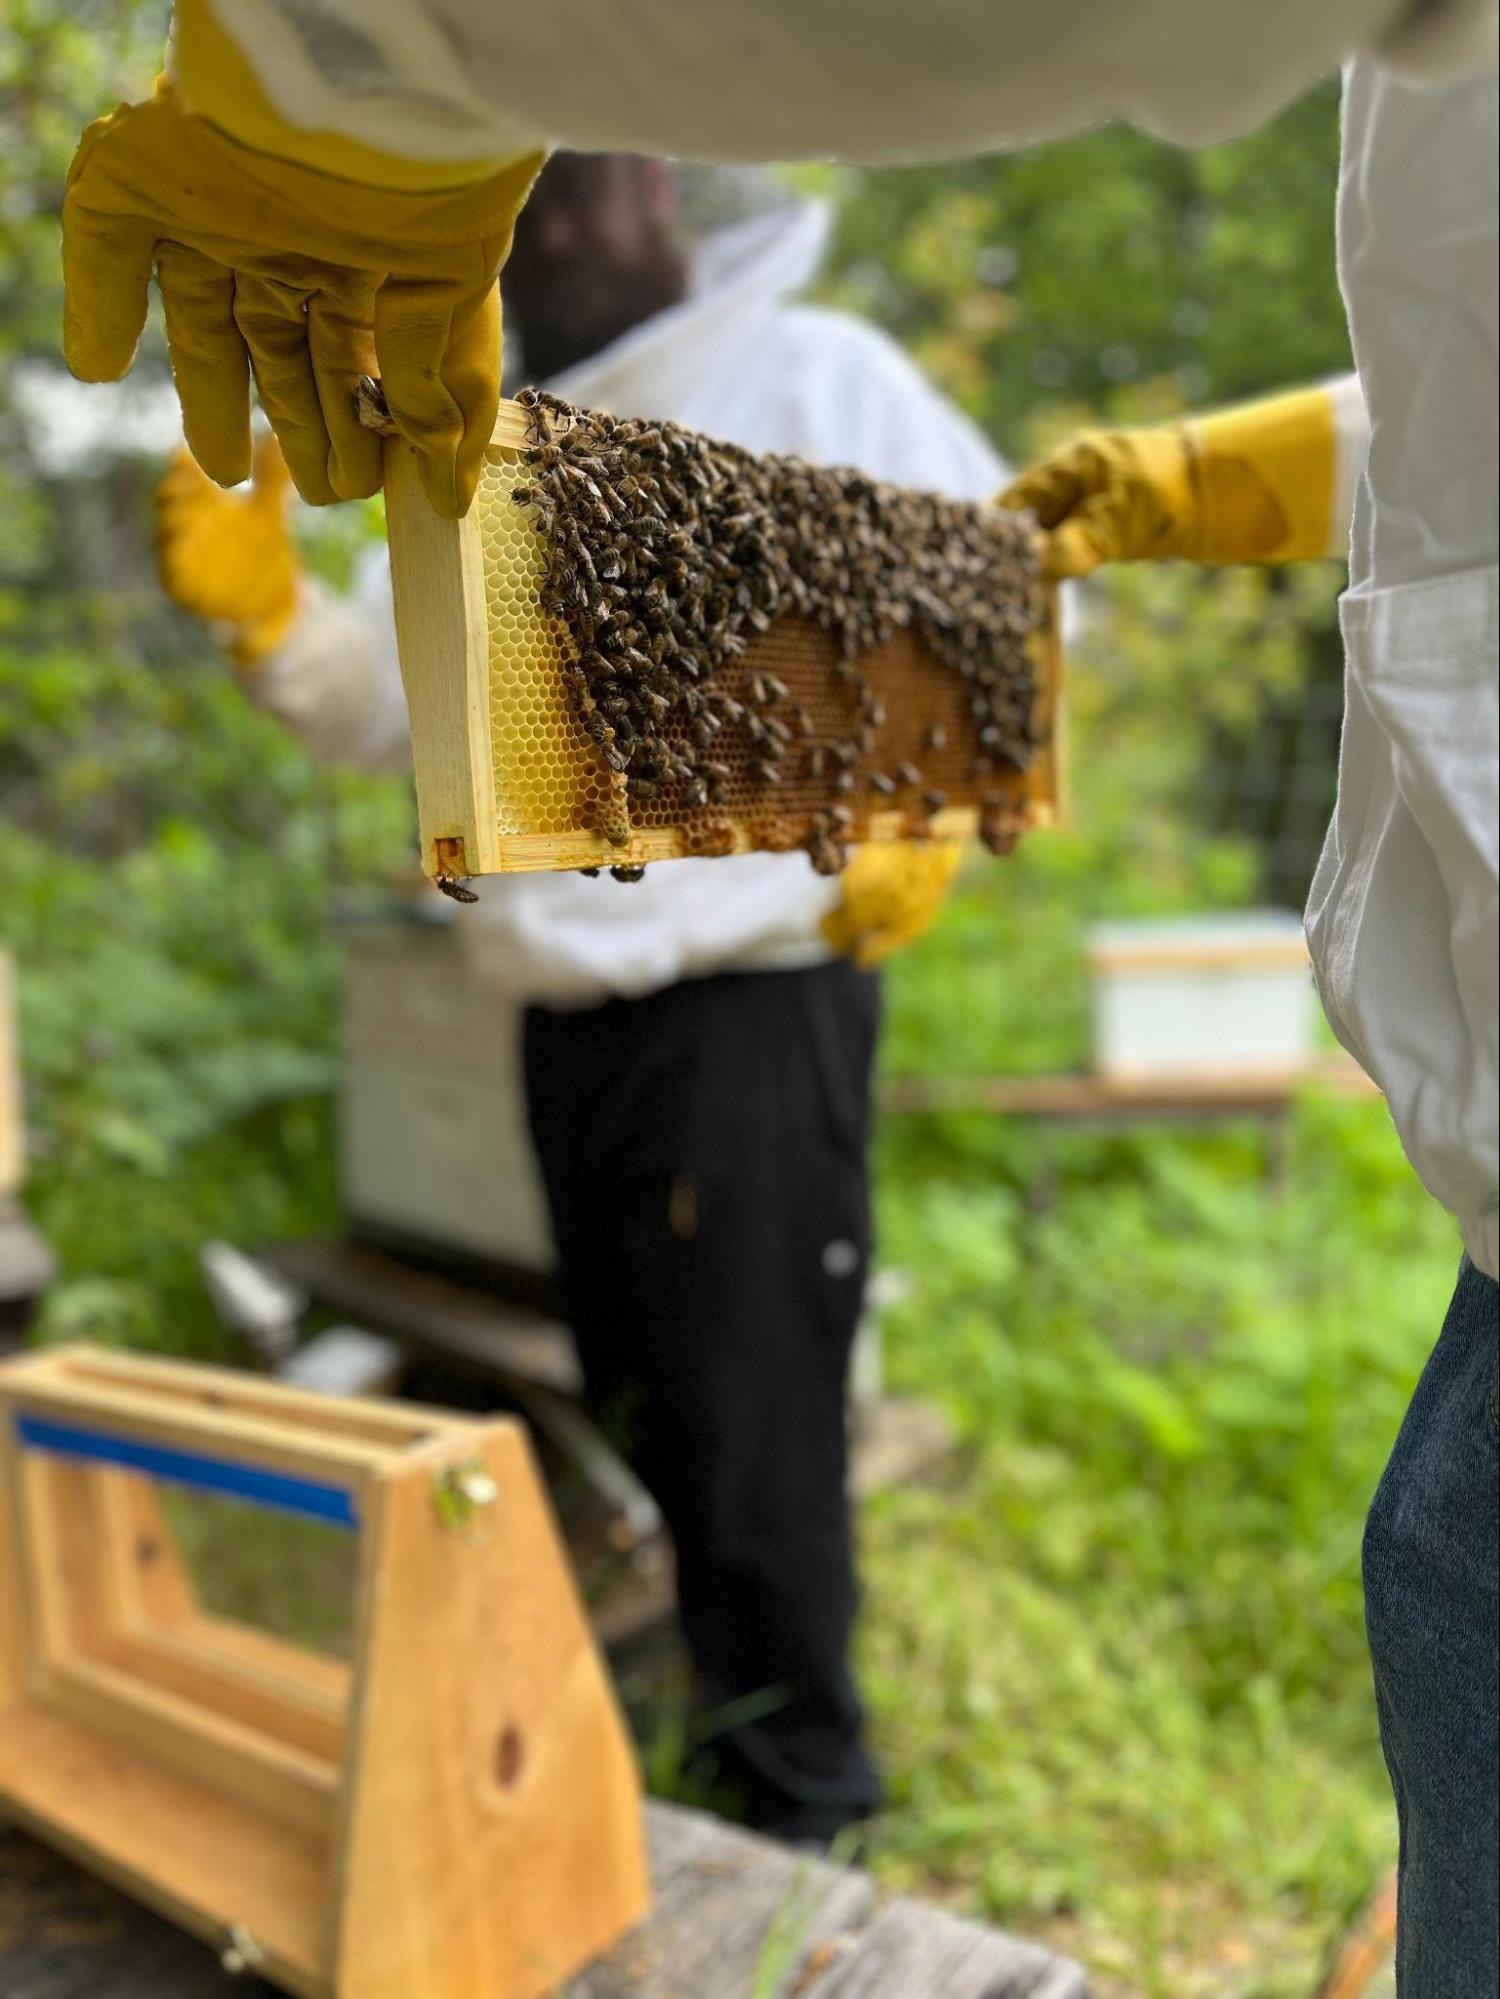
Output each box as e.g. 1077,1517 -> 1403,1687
1086,910 -> 1310,974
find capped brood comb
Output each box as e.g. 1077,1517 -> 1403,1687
376,389 -> 1063,884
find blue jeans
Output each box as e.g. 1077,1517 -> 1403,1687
1364,1257 -> 1499,1997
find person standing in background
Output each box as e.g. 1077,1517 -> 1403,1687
154,151 -> 1008,1846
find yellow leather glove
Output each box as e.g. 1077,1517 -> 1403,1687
1001,386 -> 1338,580
155,436 -> 299,665
63,66 -> 542,517
822,842 -> 964,969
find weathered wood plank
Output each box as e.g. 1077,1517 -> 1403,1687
0,1825 -> 251,1998
881,1055 -> 1376,1121
802,1898 -> 1087,1999
565,1807 -> 875,1998
0,1803 -> 1087,1999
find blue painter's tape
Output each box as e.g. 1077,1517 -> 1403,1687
15,1413 -> 359,1530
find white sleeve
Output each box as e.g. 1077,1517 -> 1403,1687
251,547 -> 412,772
1326,373 -> 1370,560
209,0 -> 1495,169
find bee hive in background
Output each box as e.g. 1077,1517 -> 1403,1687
382,393 -> 1062,885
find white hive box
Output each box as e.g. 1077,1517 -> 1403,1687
339,917 -> 555,1281
1086,911 -> 1315,1081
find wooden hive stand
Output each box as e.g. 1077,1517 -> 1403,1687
0,1342 -> 649,1998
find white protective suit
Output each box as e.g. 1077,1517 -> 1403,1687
213,0 -> 1499,1278
257,199 -> 1007,1006
1305,60 -> 1498,1281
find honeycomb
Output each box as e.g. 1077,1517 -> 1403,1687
478,444 -> 610,836
464,414 -> 1057,876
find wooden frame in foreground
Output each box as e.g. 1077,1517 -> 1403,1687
0,1342 -> 648,1999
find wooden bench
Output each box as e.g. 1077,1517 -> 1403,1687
0,1803 -> 1085,1999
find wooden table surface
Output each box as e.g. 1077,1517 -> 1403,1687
0,1802 -> 1086,1999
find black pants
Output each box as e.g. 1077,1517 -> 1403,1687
524,959 -> 883,1842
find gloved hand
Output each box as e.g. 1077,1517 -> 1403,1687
155,436 -> 299,665
1000,385 -> 1338,579
822,841 -> 964,969
63,84 -> 542,517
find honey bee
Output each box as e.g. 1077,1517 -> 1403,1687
517,391 -> 1043,872
436,876 -> 480,904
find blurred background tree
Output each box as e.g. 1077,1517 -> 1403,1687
0,22 -> 1445,1994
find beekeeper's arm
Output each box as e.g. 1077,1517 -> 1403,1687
1002,376 -> 1369,578
66,3 -> 1487,519
156,442 -> 410,769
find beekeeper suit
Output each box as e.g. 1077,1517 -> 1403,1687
70,0 -> 1497,1975
155,163 -> 1008,1845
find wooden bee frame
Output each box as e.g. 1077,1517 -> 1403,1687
385,401 -> 1063,880
0,1343 -> 649,1998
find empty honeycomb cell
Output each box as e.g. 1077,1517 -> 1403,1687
479,447 -> 613,837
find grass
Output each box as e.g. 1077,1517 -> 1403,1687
845,1060 -> 1448,1997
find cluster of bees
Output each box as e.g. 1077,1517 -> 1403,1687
514,390 -> 1043,878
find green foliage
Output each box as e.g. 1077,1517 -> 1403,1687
798,81 -> 1349,455
1,608 -> 410,1349
860,1083 -> 1448,1996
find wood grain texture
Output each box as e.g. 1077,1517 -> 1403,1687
881,1055 -> 1379,1120
384,438 -> 501,877
332,1422 -> 648,1999
0,1707 -> 330,1996
99,1470 -> 199,1628
0,1404 -> 26,1702
485,805 -> 994,877
801,1899 -> 1086,1999
565,1806 -> 873,1999
0,1806 -> 1088,1999
22,1345 -> 451,1449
